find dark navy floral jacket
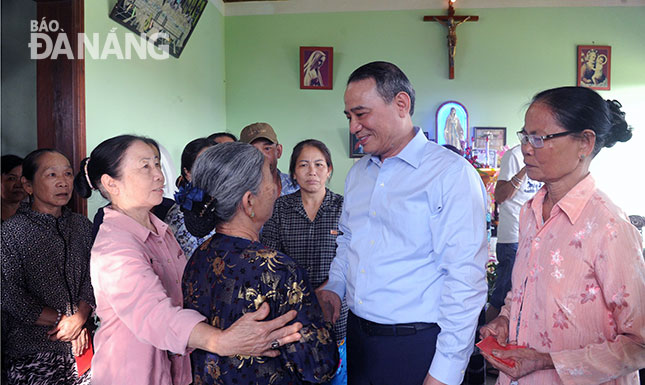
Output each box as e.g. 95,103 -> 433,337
183,233 -> 339,385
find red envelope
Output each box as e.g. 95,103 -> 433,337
75,339 -> 93,377
476,336 -> 525,368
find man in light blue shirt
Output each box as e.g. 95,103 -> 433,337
318,62 -> 488,385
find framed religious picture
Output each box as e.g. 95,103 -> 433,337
472,148 -> 498,168
300,46 -> 333,90
349,132 -> 366,158
109,0 -> 208,58
436,101 -> 468,152
472,127 -> 506,152
577,45 -> 611,90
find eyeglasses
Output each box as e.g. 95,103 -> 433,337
516,131 -> 575,149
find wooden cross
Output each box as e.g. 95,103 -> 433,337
424,0 -> 478,79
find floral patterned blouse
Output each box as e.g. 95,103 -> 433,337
498,175 -> 645,385
182,233 -> 339,385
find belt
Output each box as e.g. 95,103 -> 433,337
355,315 -> 438,337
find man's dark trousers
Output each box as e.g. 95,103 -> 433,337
347,311 -> 441,385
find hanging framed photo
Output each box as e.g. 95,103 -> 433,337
472,149 -> 498,168
436,101 -> 468,152
577,45 -> 611,90
300,46 -> 333,90
109,0 -> 208,58
472,127 -> 506,151
349,132 -> 366,158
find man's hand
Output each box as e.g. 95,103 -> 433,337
422,373 -> 447,385
315,289 -> 341,324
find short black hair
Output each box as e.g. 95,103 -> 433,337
179,138 -> 214,184
1,155 -> 24,175
532,86 -> 632,156
347,61 -> 416,116
207,132 -> 237,142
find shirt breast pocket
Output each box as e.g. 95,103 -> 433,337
323,229 -> 340,254
390,196 -> 433,241
147,253 -> 168,284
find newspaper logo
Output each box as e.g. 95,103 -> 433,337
29,18 -> 169,60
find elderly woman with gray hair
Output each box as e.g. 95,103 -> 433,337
181,142 -> 339,384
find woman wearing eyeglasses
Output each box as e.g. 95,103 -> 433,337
479,86 -> 645,384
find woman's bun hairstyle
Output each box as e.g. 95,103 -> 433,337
532,86 -> 632,156
604,99 -> 632,148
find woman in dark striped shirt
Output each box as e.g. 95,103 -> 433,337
261,139 -> 347,384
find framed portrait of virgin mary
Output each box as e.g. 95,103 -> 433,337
300,46 -> 333,90
436,101 -> 468,151
577,45 -> 611,90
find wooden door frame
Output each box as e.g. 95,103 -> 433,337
36,0 -> 87,216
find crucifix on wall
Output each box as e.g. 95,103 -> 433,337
424,0 -> 478,79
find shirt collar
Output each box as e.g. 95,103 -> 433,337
529,174 -> 596,225
287,188 -> 333,215
319,188 -> 333,212
556,174 -> 596,224
18,201 -> 72,223
104,206 -> 169,242
369,126 -> 427,169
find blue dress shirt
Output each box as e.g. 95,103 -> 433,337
326,128 -> 488,385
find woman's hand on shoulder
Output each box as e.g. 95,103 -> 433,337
216,302 -> 302,357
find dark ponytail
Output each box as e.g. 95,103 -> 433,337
73,157 -> 94,199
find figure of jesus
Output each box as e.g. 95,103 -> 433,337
432,15 -> 471,66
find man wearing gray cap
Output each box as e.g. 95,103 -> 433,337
240,122 -> 299,197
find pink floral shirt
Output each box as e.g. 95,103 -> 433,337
91,208 -> 206,385
499,175 -> 645,385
